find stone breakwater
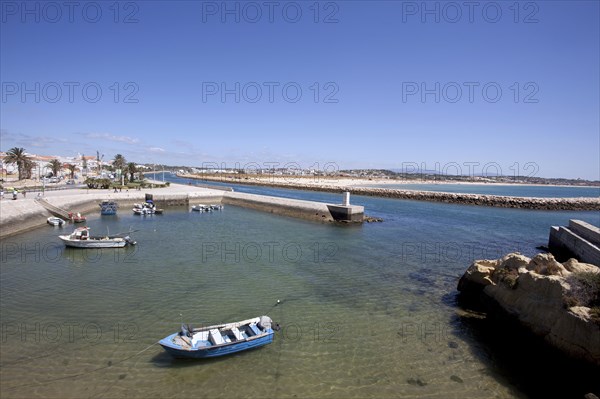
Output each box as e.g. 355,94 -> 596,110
181,175 -> 600,211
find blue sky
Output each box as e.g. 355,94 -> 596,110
1,1 -> 599,179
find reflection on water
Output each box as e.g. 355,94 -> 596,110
1,195 -> 599,398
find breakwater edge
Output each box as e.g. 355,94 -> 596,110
178,174 -> 600,211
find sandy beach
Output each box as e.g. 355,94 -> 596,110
176,174 -> 599,189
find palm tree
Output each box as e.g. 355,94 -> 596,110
113,154 -> 126,176
127,162 -> 137,182
3,147 -> 30,180
22,159 -> 35,179
96,150 -> 103,174
48,159 -> 62,177
66,164 -> 77,179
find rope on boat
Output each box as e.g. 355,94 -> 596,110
3,342 -> 159,391
262,299 -> 283,331
270,297 -> 286,398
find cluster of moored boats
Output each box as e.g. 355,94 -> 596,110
133,200 -> 164,215
191,204 -> 223,212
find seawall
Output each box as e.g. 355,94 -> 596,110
222,191 -> 335,222
180,174 -> 600,211
549,220 -> 600,266
0,188 -> 225,239
0,184 -> 364,239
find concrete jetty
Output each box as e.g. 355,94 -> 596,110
548,220 -> 600,266
221,191 -> 363,222
0,184 -> 364,239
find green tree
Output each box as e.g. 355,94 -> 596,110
3,147 -> 30,180
127,162 -> 137,182
66,164 -> 77,179
48,159 -> 62,177
96,150 -> 103,174
22,158 -> 35,179
113,154 -> 126,176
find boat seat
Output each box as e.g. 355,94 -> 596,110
209,329 -> 225,345
230,327 -> 244,341
249,324 -> 261,336
191,331 -> 209,348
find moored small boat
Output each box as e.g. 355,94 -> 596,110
133,200 -> 162,215
191,204 -> 209,212
47,216 -> 65,227
100,200 -> 118,215
159,316 -> 276,359
59,227 -> 136,248
133,206 -> 154,215
68,212 -> 86,223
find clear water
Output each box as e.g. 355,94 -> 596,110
1,182 -> 599,398
358,183 -> 600,198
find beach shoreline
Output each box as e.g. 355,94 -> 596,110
174,174 -> 599,189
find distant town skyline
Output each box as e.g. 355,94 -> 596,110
2,148 -> 598,183
1,1 -> 599,180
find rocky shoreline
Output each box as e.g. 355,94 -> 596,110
180,174 -> 600,211
457,252 -> 600,366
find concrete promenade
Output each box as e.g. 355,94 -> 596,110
0,182 -> 363,238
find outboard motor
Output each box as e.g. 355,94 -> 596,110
258,316 -> 273,330
180,324 -> 193,337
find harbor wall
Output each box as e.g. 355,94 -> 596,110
548,220 -> 600,266
0,189 -> 223,239
180,174 -> 600,211
0,186 -> 359,239
222,192 -> 335,222
0,199 -> 54,238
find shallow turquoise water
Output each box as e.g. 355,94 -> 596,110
1,186 -> 599,398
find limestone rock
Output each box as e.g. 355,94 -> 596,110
562,258 -> 600,274
459,252 -> 600,366
527,253 -> 571,277
457,259 -> 497,291
569,306 -> 591,320
497,253 -> 530,271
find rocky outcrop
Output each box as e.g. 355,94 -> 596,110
458,253 -> 600,366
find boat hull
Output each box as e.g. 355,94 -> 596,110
100,201 -> 118,215
47,217 -> 65,226
59,237 -> 128,248
159,331 -> 274,359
